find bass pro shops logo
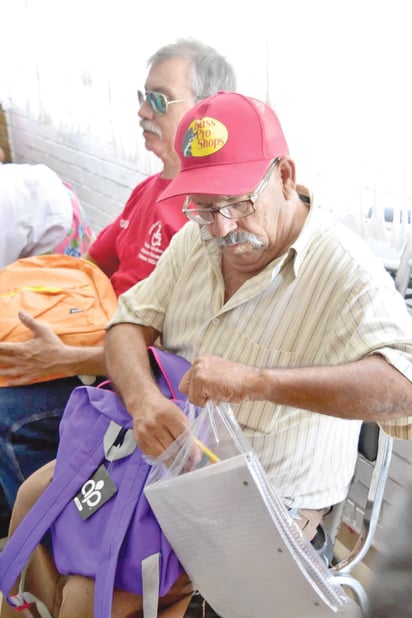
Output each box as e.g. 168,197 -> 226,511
182,116 -> 228,157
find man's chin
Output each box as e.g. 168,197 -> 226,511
142,131 -> 161,145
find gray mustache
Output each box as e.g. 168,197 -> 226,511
216,232 -> 264,248
139,120 -> 162,138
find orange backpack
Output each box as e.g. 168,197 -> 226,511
0,254 -> 118,385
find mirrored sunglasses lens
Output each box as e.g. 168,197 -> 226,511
148,92 -> 167,114
137,90 -> 144,105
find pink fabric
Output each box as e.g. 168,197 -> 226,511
53,182 -> 95,257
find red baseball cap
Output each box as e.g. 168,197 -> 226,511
159,91 -> 289,201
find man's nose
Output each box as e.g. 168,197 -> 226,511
138,100 -> 155,120
210,212 -> 238,238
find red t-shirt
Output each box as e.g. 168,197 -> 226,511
89,174 -> 187,296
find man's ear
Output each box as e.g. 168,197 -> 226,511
278,158 -> 296,199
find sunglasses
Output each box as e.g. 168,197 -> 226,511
137,90 -> 195,116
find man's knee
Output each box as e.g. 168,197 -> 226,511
60,576 -> 143,618
59,575 -> 95,618
58,572 -> 193,618
9,461 -> 55,535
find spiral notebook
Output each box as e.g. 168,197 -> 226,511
145,452 -> 362,618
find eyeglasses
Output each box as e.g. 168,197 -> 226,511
182,158 -> 280,225
137,90 -> 195,116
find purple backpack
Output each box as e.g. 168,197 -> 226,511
0,347 -> 191,618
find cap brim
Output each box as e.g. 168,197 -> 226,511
158,159 -> 273,202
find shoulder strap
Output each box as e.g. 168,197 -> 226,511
93,451 -> 158,618
0,412 -> 109,603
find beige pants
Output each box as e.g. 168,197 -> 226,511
0,462 -> 326,618
290,507 -> 328,541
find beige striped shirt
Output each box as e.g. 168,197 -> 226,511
109,204 -> 412,508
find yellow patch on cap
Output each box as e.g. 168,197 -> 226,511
182,117 -> 228,157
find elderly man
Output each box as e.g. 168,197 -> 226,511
105,90 -> 412,613
3,92 -> 412,618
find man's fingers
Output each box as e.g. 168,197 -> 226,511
178,371 -> 190,393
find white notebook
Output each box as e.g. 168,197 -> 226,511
145,452 -> 362,618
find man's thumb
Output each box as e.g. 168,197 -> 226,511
18,310 -> 40,333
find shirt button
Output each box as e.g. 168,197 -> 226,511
212,318 -> 220,326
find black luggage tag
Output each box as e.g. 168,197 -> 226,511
73,464 -> 117,520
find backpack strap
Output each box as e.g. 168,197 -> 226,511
9,566 -> 53,618
142,553 -> 161,618
0,411 -> 110,604
93,450 -> 158,618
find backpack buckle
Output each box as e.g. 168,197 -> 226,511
8,593 -> 34,611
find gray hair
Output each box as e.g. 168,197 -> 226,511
147,38 -> 236,100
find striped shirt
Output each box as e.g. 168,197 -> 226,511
110,202 -> 412,509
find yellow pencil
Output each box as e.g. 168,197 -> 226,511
193,438 -> 220,463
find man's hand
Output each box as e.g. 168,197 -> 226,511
130,393 -> 190,458
0,310 -> 67,385
179,355 -> 259,407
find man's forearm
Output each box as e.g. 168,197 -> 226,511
59,345 -> 107,376
253,355 -> 412,421
104,323 -> 160,414
183,354 -> 412,422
